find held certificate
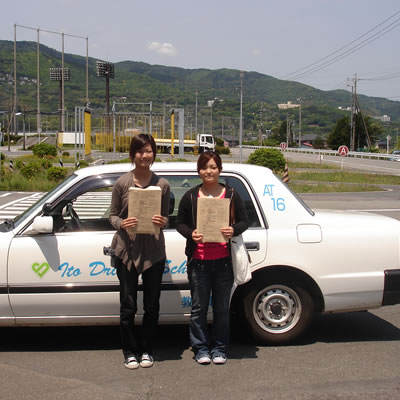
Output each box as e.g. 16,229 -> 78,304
197,197 -> 230,243
128,186 -> 162,237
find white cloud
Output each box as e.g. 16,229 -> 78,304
147,41 -> 177,56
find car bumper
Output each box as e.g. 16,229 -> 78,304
382,269 -> 400,305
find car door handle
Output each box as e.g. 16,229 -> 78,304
245,241 -> 260,251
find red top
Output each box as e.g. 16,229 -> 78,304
193,188 -> 230,260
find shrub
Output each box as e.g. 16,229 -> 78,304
20,162 -> 42,179
215,137 -> 225,146
32,143 -> 57,158
215,145 -> 230,155
47,166 -> 68,181
247,148 -> 286,172
0,153 -> 5,161
40,158 -> 53,169
62,151 -> 70,157
15,159 -> 24,169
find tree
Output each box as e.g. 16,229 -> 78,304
327,116 -> 350,150
270,120 -> 288,144
313,135 -> 325,149
327,114 -> 382,150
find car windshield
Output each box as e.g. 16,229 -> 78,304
7,174 -> 77,230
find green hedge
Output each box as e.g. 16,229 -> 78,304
247,148 -> 286,172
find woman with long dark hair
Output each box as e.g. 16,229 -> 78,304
109,134 -> 170,369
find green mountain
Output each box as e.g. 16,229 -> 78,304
0,40 -> 398,138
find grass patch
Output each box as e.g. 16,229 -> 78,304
0,170 -> 71,191
289,182 -> 382,193
287,161 -> 339,169
289,171 -> 400,185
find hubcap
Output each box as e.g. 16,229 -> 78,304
252,285 -> 302,334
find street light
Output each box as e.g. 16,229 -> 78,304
96,61 -> 115,133
239,71 -> 245,163
50,67 -> 70,132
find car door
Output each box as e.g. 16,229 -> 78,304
8,174 -> 120,323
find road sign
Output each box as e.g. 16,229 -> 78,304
280,142 -> 288,150
338,145 -> 349,157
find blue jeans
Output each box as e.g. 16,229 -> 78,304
187,257 -> 234,358
116,259 -> 165,358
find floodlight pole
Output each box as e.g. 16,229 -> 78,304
61,32 -> 65,132
13,24 -> 17,140
86,37 -> 89,106
106,69 -> 110,133
37,28 -> 41,142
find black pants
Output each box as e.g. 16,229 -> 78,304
116,259 -> 165,358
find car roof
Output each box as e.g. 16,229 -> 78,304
73,162 -> 274,178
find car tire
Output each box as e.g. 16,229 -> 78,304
241,278 -> 314,344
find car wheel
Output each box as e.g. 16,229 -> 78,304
242,280 -> 314,344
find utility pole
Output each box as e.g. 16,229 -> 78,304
239,71 -> 244,163
195,91 -> 198,136
297,97 -> 302,147
351,74 -> 357,151
350,73 -> 371,150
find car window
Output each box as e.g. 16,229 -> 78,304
160,174 -> 261,229
52,176 -> 118,233
222,176 -> 261,228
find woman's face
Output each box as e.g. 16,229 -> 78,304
133,143 -> 154,168
198,157 -> 221,185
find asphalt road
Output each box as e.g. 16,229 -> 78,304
1,306 -> 400,400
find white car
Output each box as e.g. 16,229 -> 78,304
390,150 -> 400,161
1,162 -> 399,344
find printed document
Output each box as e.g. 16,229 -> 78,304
197,197 -> 230,243
128,186 -> 162,238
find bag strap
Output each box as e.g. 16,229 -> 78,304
230,188 -> 235,225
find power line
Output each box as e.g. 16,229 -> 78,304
287,17 -> 400,81
360,71 -> 400,81
280,10 -> 400,81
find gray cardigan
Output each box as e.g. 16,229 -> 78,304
109,171 -> 170,273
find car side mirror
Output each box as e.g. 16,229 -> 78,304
42,203 -> 52,216
25,215 -> 53,234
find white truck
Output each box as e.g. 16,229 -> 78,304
154,133 -> 215,154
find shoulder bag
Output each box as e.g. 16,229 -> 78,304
229,190 -> 252,286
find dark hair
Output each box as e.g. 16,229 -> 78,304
197,151 -> 222,173
129,134 -> 157,164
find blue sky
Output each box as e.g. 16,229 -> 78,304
1,0 -> 399,100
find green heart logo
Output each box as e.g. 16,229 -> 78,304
32,262 -> 50,278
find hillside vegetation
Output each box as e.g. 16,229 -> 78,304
1,40 -> 398,140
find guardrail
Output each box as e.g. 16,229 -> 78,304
241,145 -> 400,161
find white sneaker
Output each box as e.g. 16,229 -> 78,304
196,354 -> 211,365
124,356 -> 139,369
140,353 -> 154,368
212,355 -> 227,365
